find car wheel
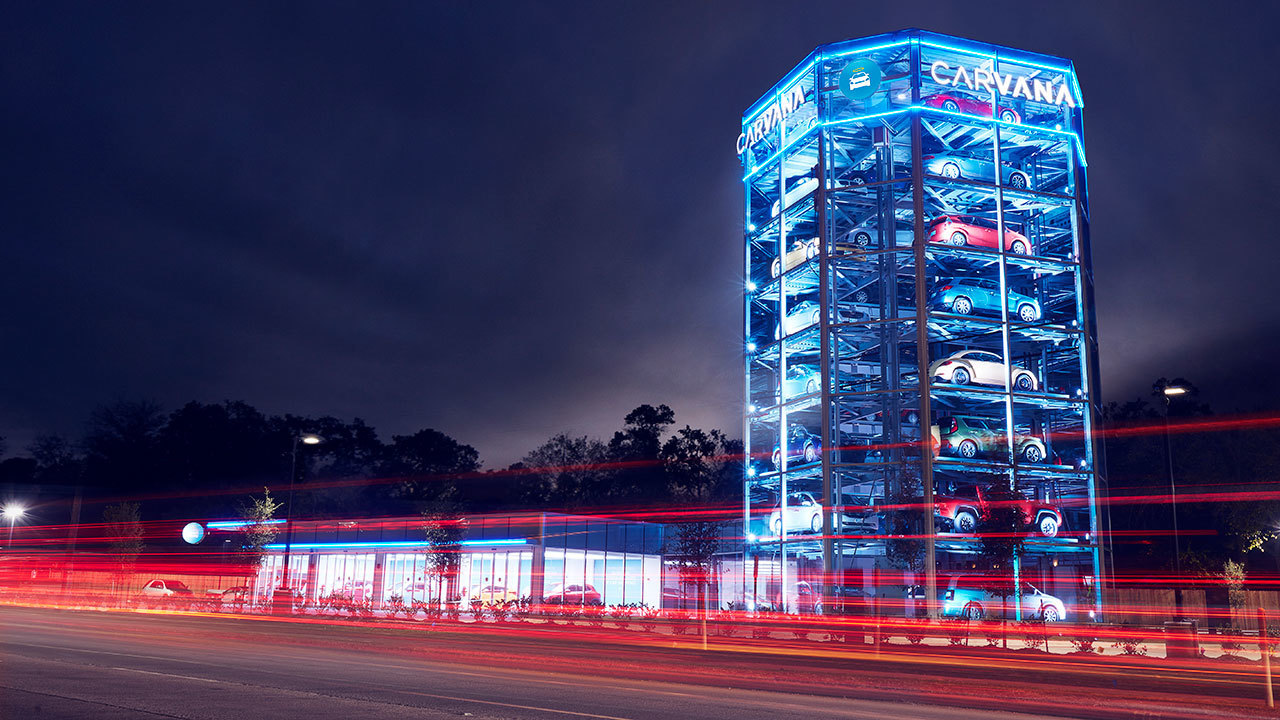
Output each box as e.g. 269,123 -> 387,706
850,176 -> 865,185
771,258 -> 781,277
951,367 -> 971,385
1042,605 -> 1060,623
963,602 -> 984,620
942,99 -> 960,112
854,289 -> 870,303
854,231 -> 871,247
1014,372 -> 1035,392
1038,515 -> 1060,538
806,378 -> 819,394
905,410 -> 919,425
1023,444 -> 1043,463
804,443 -> 818,463
1018,303 -> 1038,323
958,439 -> 978,459
811,310 -> 821,327
955,509 -> 978,534
772,517 -> 783,536
805,242 -> 819,260
772,450 -> 782,468
1009,171 -> 1028,189
810,513 -> 822,533
1010,239 -> 1028,255
949,230 -> 967,246
942,162 -> 961,179
952,296 -> 973,315
999,108 -> 1019,124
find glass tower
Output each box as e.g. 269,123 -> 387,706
742,30 -> 1103,621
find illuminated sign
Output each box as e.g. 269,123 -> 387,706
181,522 -> 205,545
838,57 -> 881,101
928,59 -> 1077,108
737,84 -> 808,156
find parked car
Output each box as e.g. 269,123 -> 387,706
219,586 -> 249,604
930,415 -> 1052,464
782,364 -> 822,397
929,349 -> 1038,391
775,300 -> 865,339
926,215 -> 1032,255
932,485 -> 1064,537
771,238 -> 819,277
141,579 -> 193,599
924,91 -> 1021,124
473,585 -> 520,605
768,491 -> 823,535
772,424 -> 821,468
795,581 -> 824,615
771,175 -> 819,217
923,152 -> 1031,189
928,278 -> 1042,323
937,575 -> 1067,622
543,583 -> 601,605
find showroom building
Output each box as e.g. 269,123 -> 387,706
741,30 -> 1105,620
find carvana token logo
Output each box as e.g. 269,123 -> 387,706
839,58 -> 882,101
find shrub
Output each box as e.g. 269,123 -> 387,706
1111,623 -> 1147,656
982,617 -> 1002,648
1068,629 -> 1100,654
1219,625 -> 1244,658
904,619 -> 926,646
941,616 -> 970,646
639,606 -> 660,633
672,614 -> 694,635
751,622 -> 773,640
1019,619 -> 1047,651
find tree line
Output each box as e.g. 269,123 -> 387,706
0,400 -> 742,523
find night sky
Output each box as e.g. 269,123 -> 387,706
3,2 -> 1278,468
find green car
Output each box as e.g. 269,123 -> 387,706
930,415 -> 1052,464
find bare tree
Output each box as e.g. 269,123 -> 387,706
103,502 -> 143,602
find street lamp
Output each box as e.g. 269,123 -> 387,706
1158,381 -> 1189,618
3,504 -> 26,550
279,434 -> 322,605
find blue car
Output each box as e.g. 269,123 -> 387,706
782,365 -> 822,397
772,424 -> 821,468
928,278 -> 1041,323
923,152 -> 1031,190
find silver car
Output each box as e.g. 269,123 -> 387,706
930,350 -> 1038,392
923,152 -> 1031,190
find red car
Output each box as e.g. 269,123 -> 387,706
925,91 -> 1021,124
927,215 -> 1031,255
543,583 -> 602,605
933,485 -> 1063,537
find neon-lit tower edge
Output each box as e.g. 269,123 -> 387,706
741,29 -> 1104,621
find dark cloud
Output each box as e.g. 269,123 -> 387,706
2,1 -> 1276,467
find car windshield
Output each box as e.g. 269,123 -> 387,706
167,581 -> 190,590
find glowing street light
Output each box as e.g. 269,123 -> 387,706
3,504 -> 26,550
278,434 -> 323,609
1156,379 -> 1191,618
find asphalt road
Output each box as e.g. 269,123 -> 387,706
0,606 -> 1265,719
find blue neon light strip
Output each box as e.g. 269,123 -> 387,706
742,57 -> 817,125
821,39 -> 910,60
262,538 -> 527,550
919,40 -> 1073,79
207,519 -> 286,529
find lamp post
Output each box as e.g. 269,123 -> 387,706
1160,382 -> 1187,619
279,434 -> 322,603
3,504 -> 26,551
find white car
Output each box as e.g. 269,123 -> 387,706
141,579 -> 193,599
774,301 -> 863,340
929,350 -> 1038,392
768,492 -> 823,535
771,176 -> 819,217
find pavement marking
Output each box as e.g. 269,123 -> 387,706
395,689 -> 635,720
11,640 -> 208,665
112,666 -> 222,683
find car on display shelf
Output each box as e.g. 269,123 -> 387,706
795,581 -> 824,615
932,485 -> 1064,537
771,237 -> 819,277
930,414 -> 1054,464
927,278 -> 1042,323
543,583 -> 601,605
774,301 -> 865,339
923,90 -> 1022,124
782,364 -> 822,396
767,491 -> 825,535
922,152 -> 1032,190
473,585 -> 520,605
772,424 -> 821,468
929,349 -> 1038,392
939,576 -> 1068,623
771,175 -> 819,217
926,215 -> 1033,255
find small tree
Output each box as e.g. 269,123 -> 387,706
1224,559 -> 1247,627
668,520 -> 721,615
974,483 -> 1029,645
421,499 -> 466,606
103,502 -> 144,601
238,488 -> 282,595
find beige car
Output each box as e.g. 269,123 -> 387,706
771,238 -> 820,277
929,350 -> 1037,392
